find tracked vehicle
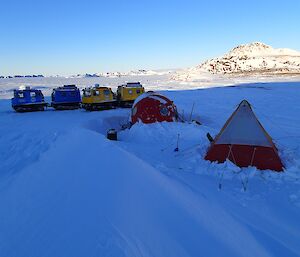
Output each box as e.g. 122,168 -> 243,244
51,85 -> 81,110
11,86 -> 48,112
117,82 -> 145,107
82,84 -> 117,111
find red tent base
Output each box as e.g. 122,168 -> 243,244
205,144 -> 284,172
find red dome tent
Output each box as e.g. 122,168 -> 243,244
131,92 -> 178,124
205,100 -> 284,171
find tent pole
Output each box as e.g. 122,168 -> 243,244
250,147 -> 257,166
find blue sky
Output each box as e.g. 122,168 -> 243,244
1,0 -> 299,75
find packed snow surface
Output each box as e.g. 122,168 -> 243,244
0,75 -> 300,257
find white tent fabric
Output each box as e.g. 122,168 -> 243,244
148,95 -> 168,104
132,92 -> 153,108
132,92 -> 168,108
216,101 -> 272,147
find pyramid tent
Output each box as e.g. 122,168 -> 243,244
205,100 -> 284,171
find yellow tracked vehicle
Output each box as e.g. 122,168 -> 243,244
82,84 -> 117,111
117,82 -> 145,107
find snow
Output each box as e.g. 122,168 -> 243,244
227,42 -> 300,58
55,69 -> 173,79
0,75 -> 300,257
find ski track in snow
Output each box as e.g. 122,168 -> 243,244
0,77 -> 300,257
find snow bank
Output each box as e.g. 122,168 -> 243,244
0,127 -> 274,257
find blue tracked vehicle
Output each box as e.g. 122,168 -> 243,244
51,85 -> 81,110
11,86 -> 48,112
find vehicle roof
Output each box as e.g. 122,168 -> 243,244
14,88 -> 41,92
55,86 -> 78,91
63,84 -> 76,87
92,86 -> 111,90
120,82 -> 143,88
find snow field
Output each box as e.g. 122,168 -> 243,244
0,79 -> 300,256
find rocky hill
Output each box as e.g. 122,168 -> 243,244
173,42 -> 300,81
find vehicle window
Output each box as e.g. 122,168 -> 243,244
104,90 -> 110,96
136,89 -> 140,94
18,92 -> 24,98
128,90 -> 133,95
94,91 -> 100,96
30,92 -> 36,97
84,90 -> 91,97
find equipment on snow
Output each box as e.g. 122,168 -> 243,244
107,129 -> 118,141
174,134 -> 180,152
206,133 -> 214,142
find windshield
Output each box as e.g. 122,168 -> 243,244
17,92 -> 24,98
83,90 -> 91,97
